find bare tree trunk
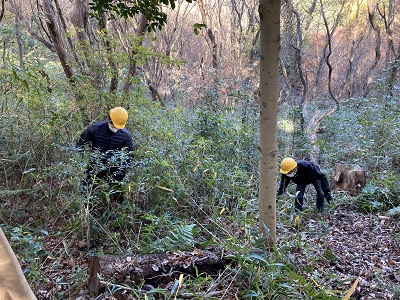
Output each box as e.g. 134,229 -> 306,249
319,0 -> 343,107
314,43 -> 328,96
249,28 -> 260,64
377,0 -> 399,97
71,0 -> 103,89
198,0 -> 218,75
364,0 -> 382,97
314,0 -> 345,102
0,0 -> 4,22
302,0 -> 345,162
15,14 -> 23,68
7,0 -> 55,51
258,0 -> 280,247
54,0 -> 80,66
286,0 -> 307,133
100,14 -> 119,93
338,2 -> 365,98
307,107 -> 336,163
341,40 -> 355,98
140,66 -> 166,107
42,0 -> 74,82
122,14 -> 147,95
163,2 -> 189,59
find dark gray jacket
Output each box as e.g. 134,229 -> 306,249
76,121 -> 135,153
278,160 -> 330,196
76,121 -> 136,170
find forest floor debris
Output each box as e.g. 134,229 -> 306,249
34,206 -> 399,299
280,205 -> 400,300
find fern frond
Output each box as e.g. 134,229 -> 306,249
150,223 -> 197,253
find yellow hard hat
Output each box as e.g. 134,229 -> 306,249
109,107 -> 128,129
280,157 -> 297,174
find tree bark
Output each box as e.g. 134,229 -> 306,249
0,228 -> 37,300
6,1 -> 55,51
364,0 -> 382,97
15,14 -> 24,68
258,0 -> 281,247
0,0 -> 4,22
307,106 -> 336,163
122,14 -> 148,95
71,0 -> 103,89
88,249 -> 226,297
378,0 -> 400,97
332,163 -> 365,196
319,0 -> 344,107
286,0 -> 307,133
54,0 -> 79,65
100,14 -> 119,93
198,0 -> 218,71
42,0 -> 74,82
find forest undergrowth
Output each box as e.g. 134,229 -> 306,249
1,90 -> 400,299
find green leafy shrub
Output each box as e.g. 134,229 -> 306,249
355,175 -> 400,212
2,226 -> 49,283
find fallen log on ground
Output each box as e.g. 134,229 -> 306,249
88,248 -> 226,297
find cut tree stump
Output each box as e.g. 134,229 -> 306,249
332,163 -> 365,195
88,249 -> 226,297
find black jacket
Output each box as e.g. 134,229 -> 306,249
278,160 -> 330,195
76,121 -> 136,169
76,121 -> 135,153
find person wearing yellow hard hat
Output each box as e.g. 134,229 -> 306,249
76,107 -> 136,202
278,157 -> 332,212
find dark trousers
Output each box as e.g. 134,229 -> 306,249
82,164 -> 126,202
295,180 -> 325,211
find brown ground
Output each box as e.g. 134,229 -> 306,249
281,206 -> 400,300
32,206 -> 399,299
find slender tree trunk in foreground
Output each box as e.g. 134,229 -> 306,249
258,0 -> 281,247
0,228 -> 37,300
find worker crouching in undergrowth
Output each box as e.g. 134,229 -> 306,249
277,157 -> 332,212
76,107 -> 136,202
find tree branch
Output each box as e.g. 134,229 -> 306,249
6,1 -> 55,51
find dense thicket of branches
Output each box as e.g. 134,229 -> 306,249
2,1 -> 400,162
4,0 -> 400,107
0,1 -> 400,299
